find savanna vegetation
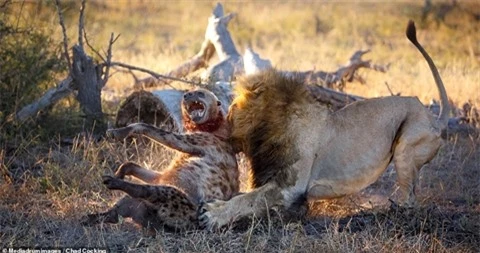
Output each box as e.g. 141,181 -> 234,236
1,1 -> 479,252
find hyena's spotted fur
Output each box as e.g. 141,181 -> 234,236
83,89 -> 239,231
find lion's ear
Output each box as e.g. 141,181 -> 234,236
217,101 -> 222,106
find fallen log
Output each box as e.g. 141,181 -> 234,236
115,80 -> 478,139
115,90 -> 184,131
114,82 -> 354,129
115,82 -> 234,130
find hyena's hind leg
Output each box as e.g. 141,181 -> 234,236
115,162 -> 161,184
82,196 -> 161,230
102,176 -> 198,230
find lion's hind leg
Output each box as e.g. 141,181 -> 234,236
103,176 -> 198,230
393,129 -> 442,206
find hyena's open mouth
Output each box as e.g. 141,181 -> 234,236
187,100 -> 206,121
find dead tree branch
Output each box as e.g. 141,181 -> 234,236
135,3 -> 243,88
134,5 -> 387,91
110,62 -> 199,88
134,40 -> 215,89
54,0 -> 71,72
8,77 -> 74,122
83,30 -> 106,62
306,85 -> 363,111
100,33 -> 119,88
289,50 -> 389,91
202,3 -> 243,82
10,0 -> 109,127
243,47 -> 272,75
78,0 -> 86,49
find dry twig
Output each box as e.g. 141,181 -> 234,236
78,0 -> 86,48
101,33 -> 120,88
83,29 -> 106,62
54,0 -> 72,72
110,62 -> 201,88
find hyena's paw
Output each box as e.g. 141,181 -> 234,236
80,211 -> 119,226
114,162 -> 139,179
106,127 -> 131,141
102,175 -> 124,190
80,213 -> 99,226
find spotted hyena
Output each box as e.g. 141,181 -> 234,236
83,89 -> 239,232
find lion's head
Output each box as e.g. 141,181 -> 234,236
227,70 -> 311,187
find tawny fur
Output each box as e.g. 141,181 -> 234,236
84,89 -> 239,232
198,21 -> 450,230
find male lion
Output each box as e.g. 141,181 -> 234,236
198,21 -> 449,230
84,89 -> 239,231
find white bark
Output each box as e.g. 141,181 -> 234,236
202,3 -> 244,82
115,90 -> 183,132
150,90 -> 184,129
8,77 -> 73,123
243,47 -> 272,75
134,40 -> 215,89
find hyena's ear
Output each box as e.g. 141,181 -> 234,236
217,101 -> 222,106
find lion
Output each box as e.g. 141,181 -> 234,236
83,88 -> 239,232
198,20 -> 450,230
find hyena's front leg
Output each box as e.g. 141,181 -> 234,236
115,162 -> 161,184
103,176 -> 198,230
106,123 -> 204,155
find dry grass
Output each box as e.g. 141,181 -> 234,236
1,136 -> 479,252
1,1 -> 480,252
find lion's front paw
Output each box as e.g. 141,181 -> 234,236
197,199 -> 229,231
102,175 -> 123,190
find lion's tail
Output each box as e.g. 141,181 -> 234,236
406,20 -> 450,127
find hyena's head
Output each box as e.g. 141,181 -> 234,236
181,89 -> 227,134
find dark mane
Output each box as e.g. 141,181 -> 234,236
231,70 -> 312,188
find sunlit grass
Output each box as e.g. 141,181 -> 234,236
11,1 -> 479,106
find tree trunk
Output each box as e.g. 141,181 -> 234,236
71,45 -> 106,132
